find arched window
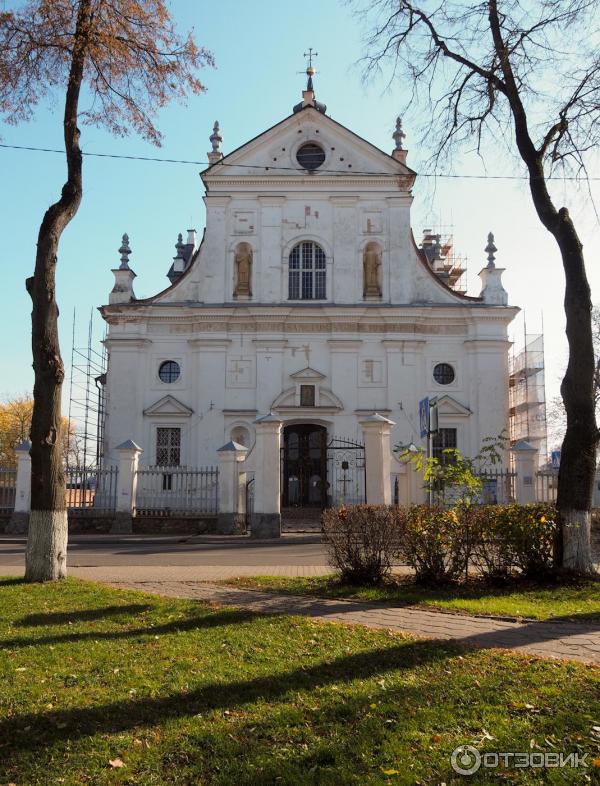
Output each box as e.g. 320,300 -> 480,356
288,241 -> 326,300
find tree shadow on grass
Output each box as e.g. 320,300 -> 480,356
0,637 -> 455,761
2,607 -> 261,650
18,603 -> 153,627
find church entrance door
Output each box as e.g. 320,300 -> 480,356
281,424 -> 327,508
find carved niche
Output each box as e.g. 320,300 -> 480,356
363,241 -> 382,298
234,242 -> 252,297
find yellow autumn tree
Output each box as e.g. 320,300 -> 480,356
0,395 -> 76,467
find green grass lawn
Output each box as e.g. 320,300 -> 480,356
1,578 -> 599,785
223,575 -> 600,622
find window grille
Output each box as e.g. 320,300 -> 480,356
289,242 -> 326,300
159,360 -> 181,384
156,427 -> 181,466
433,362 -> 455,385
432,428 -> 457,465
296,143 -> 325,170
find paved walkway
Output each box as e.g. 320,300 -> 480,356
0,564 -> 337,581
107,579 -> 600,666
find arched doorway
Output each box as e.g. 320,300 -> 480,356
281,424 -> 327,508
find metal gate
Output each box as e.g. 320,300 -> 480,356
326,436 -> 366,507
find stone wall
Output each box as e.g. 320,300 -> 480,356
0,514 -> 218,536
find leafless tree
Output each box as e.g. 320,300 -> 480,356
360,0 -> 600,574
0,1 -> 212,581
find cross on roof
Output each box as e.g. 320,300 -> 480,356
303,48 -> 318,72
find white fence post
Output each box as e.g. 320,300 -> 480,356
511,439 -> 538,504
112,440 -> 142,534
6,441 -> 32,534
216,441 -> 248,534
360,413 -> 396,505
250,413 -> 282,538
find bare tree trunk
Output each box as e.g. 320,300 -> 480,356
25,0 -> 91,582
487,0 -> 598,575
555,214 -> 597,574
520,174 -> 597,575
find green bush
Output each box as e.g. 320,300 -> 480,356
468,504 -> 557,580
470,505 -> 516,582
321,505 -> 405,585
497,503 -> 557,578
322,502 -> 558,586
402,505 -> 466,584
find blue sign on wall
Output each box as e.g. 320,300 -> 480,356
551,450 -> 561,470
419,397 -> 429,438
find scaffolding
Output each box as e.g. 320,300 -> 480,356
509,321 -> 548,466
66,309 -> 108,471
420,229 -> 467,292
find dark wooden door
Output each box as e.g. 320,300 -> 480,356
282,424 -> 327,507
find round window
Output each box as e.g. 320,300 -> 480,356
231,426 -> 250,447
158,360 -> 180,383
433,363 -> 455,385
296,143 -> 325,171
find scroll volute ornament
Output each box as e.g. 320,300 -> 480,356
363,242 -> 382,297
234,243 -> 252,297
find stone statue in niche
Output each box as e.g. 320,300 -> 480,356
234,243 -> 252,297
363,243 -> 382,297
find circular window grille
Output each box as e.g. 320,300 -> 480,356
296,143 -> 326,171
433,363 -> 455,385
158,360 -> 181,384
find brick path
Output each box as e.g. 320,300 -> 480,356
108,579 -> 600,666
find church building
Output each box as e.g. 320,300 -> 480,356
100,64 -> 518,509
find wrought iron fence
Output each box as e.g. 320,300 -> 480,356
476,469 -> 517,504
536,470 -> 558,503
326,436 -> 366,506
65,466 -> 119,513
0,467 -> 16,513
135,466 -> 219,516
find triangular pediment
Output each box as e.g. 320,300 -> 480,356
437,395 -> 472,417
290,366 -> 326,381
202,106 -> 415,182
143,395 -> 193,417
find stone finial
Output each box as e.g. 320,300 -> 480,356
393,117 -> 406,150
478,231 -> 507,305
118,233 -> 131,270
173,232 -> 185,274
485,231 -> 497,269
207,121 -> 223,164
392,117 -> 408,164
210,120 -> 222,153
110,233 -> 136,304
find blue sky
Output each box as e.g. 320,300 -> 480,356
1,0 -> 598,430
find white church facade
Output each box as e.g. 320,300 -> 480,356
100,71 -> 518,519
